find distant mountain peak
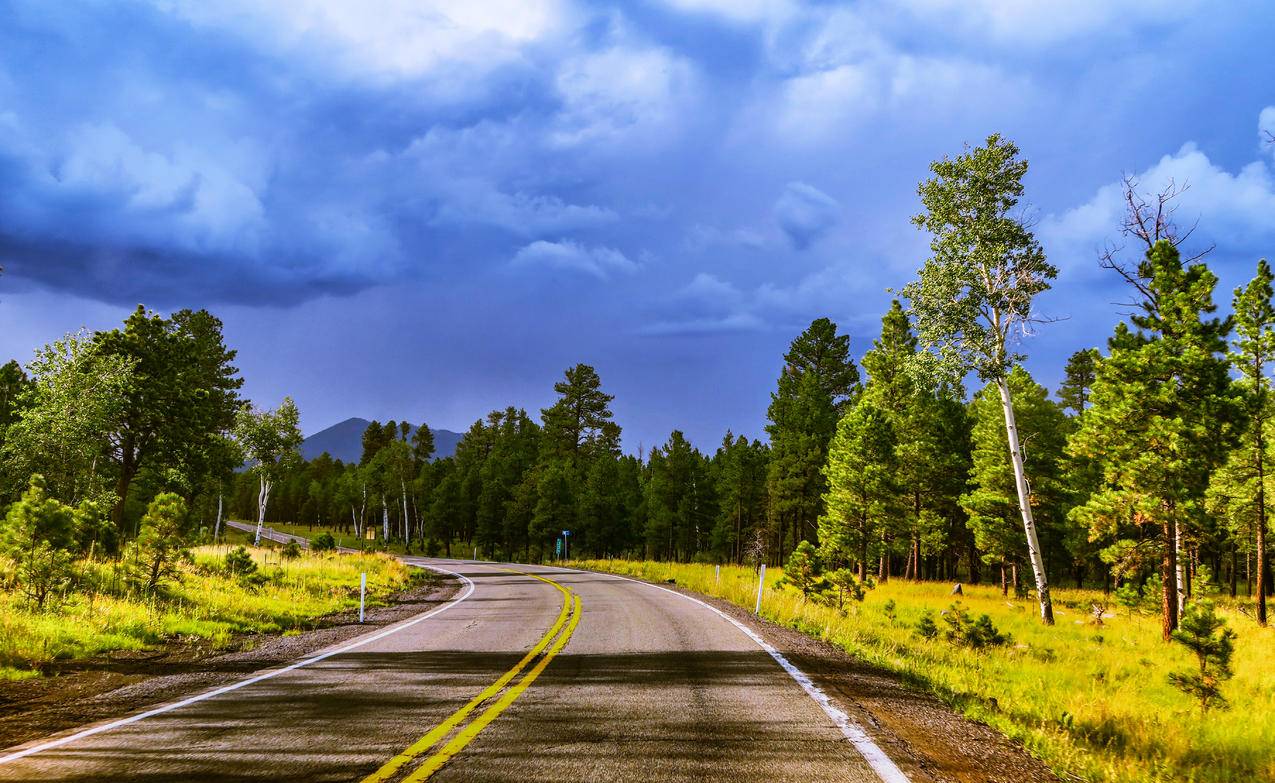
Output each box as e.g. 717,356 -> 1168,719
300,417 -> 461,463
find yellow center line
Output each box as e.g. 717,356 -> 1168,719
360,569 -> 576,783
403,593 -> 582,782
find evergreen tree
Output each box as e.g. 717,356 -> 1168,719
902,133 -> 1059,624
711,433 -> 769,563
819,401 -> 900,579
540,364 -> 621,463
1070,241 -> 1239,639
766,319 -> 859,562
0,475 -> 75,608
1168,600 -> 1236,714
964,368 -> 1069,595
1058,348 -> 1101,415
1227,259 -> 1275,624
234,397 -> 303,546
134,492 -> 189,593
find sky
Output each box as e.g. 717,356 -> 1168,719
2,0 -> 1275,451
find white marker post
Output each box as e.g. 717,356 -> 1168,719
359,572 -> 366,623
754,564 -> 766,614
715,564 -> 720,585
473,546 -> 477,561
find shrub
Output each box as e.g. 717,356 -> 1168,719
942,601 -> 1010,648
224,546 -> 257,576
133,493 -> 190,593
823,567 -> 866,610
311,532 -> 337,552
915,611 -> 939,640
778,540 -> 823,598
1,475 -> 76,608
883,598 -> 897,622
281,541 -> 302,560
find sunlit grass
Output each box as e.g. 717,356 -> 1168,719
0,546 -> 413,678
570,559 -> 1275,783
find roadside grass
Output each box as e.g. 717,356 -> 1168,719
569,559 -> 1275,783
238,522 -> 411,554
0,546 -> 414,681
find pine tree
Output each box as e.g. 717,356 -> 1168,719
1070,241 -> 1239,639
819,401 -> 900,579
964,368 -> 1069,595
766,319 -> 858,562
134,492 -> 189,593
902,134 -> 1059,624
1058,348 -> 1100,415
1227,259 -> 1275,624
1168,600 -> 1236,714
540,364 -> 621,463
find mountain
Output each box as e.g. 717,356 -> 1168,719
300,417 -> 462,464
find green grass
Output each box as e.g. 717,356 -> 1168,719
0,545 -> 415,680
569,559 -> 1275,783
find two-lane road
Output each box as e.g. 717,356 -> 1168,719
0,560 -> 904,783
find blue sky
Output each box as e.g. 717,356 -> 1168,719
2,0 -> 1275,450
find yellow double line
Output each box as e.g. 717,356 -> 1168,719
362,570 -> 581,783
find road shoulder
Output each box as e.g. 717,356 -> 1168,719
0,572 -> 460,752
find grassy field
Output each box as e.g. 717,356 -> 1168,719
235,522 -> 414,554
0,545 -> 415,681
570,559 -> 1275,783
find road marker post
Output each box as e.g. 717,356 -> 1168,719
473,546 -> 477,561
754,564 -> 765,614
715,564 -> 720,584
359,572 -> 366,623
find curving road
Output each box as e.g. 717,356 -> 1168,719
0,558 -> 905,783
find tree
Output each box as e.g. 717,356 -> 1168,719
964,368 -> 1069,595
1227,259 -> 1275,624
644,431 -> 715,561
0,475 -> 75,608
0,359 -> 29,453
411,423 -> 436,466
134,492 -> 189,593
1070,241 -> 1238,639
1057,348 -> 1100,415
1,332 -> 134,508
234,397 -> 303,545
711,433 -> 769,563
94,307 -> 242,535
767,319 -> 859,561
779,540 -> 822,598
540,364 -> 621,463
819,401 -> 900,579
902,134 -> 1058,624
1168,600 -> 1236,714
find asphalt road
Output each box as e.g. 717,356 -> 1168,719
0,558 -> 902,783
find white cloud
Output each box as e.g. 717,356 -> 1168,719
1043,122 -> 1275,274
550,44 -> 699,149
510,239 -> 637,278
154,0 -> 571,82
895,0 -> 1199,47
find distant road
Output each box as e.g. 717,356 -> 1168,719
0,555 -> 907,782
223,519 -> 313,547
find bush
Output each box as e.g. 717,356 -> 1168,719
1169,600 -> 1236,714
941,601 -> 1010,648
281,541 -> 302,560
311,532 -> 337,552
915,611 -> 939,640
224,546 -> 257,576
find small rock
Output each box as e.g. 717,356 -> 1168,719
951,583 -> 963,595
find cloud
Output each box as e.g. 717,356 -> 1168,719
1042,127 -> 1275,275
638,312 -> 766,337
773,182 -> 840,249
509,239 -> 638,278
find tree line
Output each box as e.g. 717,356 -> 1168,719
2,135 -> 1270,645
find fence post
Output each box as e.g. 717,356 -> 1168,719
754,563 -> 766,614
359,572 -> 366,623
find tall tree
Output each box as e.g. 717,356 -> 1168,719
1057,348 -> 1100,415
1070,241 -> 1238,639
540,364 -> 621,463
1226,258 -> 1275,624
234,397 -> 303,545
819,401 -> 900,580
766,319 -> 859,562
0,359 -> 29,452
902,134 -> 1058,624
964,368 -> 1069,595
94,307 -> 242,535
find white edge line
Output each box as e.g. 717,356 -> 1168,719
0,562 -> 475,765
553,566 -> 911,783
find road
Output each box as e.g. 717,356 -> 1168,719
0,555 -> 908,783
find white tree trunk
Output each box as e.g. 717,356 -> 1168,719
254,475 -> 272,546
996,378 -> 1055,624
382,494 -> 389,542
351,505 -> 360,538
1175,520 -> 1187,614
214,493 -> 223,542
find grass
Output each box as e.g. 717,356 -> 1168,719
0,545 -> 416,680
569,559 -> 1275,783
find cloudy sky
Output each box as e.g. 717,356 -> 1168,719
2,0 -> 1275,450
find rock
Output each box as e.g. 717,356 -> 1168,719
950,582 -> 963,595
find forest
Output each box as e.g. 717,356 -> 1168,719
1,135 -> 1270,653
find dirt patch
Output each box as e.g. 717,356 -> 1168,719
662,583 -> 1060,783
0,572 -> 460,752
